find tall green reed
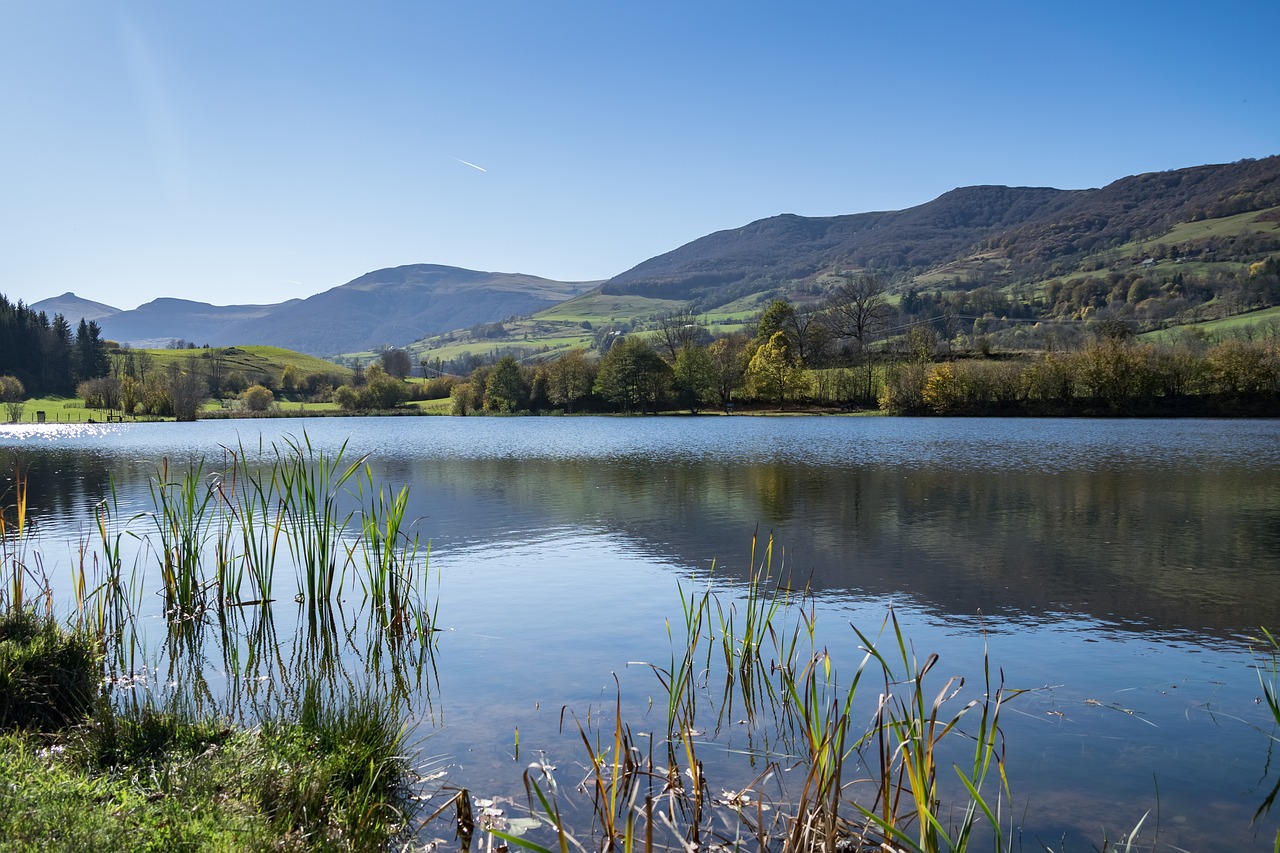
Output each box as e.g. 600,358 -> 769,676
148,458 -> 219,617
275,434 -> 364,608
0,470 -> 52,616
850,612 -> 1011,853
212,441 -> 285,605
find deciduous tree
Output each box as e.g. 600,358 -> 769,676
747,332 -> 809,409
380,348 -> 413,380
672,345 -> 715,413
594,337 -> 670,412
656,311 -> 709,362
707,334 -> 751,410
241,384 -> 274,412
0,375 -> 25,423
826,273 -> 895,401
485,355 -> 529,413
546,349 -> 595,413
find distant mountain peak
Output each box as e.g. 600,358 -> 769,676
30,292 -> 122,323
92,264 -> 600,356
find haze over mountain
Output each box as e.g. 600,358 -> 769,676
38,266 -> 600,356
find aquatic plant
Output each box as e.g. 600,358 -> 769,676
467,551 -> 1014,853
0,471 -> 51,617
148,457 -> 219,617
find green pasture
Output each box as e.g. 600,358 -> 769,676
1142,304 -> 1280,343
140,345 -> 351,385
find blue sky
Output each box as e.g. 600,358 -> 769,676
2,1 -> 1277,310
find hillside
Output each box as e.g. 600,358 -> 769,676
405,157 -> 1280,367
98,299 -> 283,347
33,157 -> 1280,364
601,157 -> 1280,306
602,186 -> 1080,305
142,344 -> 352,389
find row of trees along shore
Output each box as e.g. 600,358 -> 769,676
435,271 -> 1280,418
6,255 -> 1280,421
76,345 -> 432,420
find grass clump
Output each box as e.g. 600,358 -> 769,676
251,686 -> 413,850
0,727 -> 270,852
0,608 -> 100,730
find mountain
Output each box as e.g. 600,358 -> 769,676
601,157 -> 1280,306
97,298 -> 283,348
96,265 -> 600,356
29,292 -> 121,324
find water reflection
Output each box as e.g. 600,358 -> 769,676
4,416 -> 1279,641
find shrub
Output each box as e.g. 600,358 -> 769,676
241,384 -> 274,412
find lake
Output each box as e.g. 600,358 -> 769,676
2,415 -> 1279,850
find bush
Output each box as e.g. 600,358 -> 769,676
241,384 -> 274,412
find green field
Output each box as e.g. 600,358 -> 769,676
143,345 -> 351,385
1142,304 -> 1280,343
1137,206 -> 1280,253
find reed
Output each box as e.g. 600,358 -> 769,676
850,612 -> 1011,853
214,445 -> 284,606
354,474 -> 425,618
0,471 -> 52,617
496,550 -> 1017,853
148,457 -> 219,617
572,683 -> 644,848
275,434 -> 364,608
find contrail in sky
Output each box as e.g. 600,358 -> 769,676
453,157 -> 487,172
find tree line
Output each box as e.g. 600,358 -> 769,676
432,269 -> 1280,417
435,273 -> 901,415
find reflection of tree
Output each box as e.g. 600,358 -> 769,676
380,453 -> 1280,641
0,448 -> 118,533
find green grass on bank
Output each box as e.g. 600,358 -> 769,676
0,610 -> 416,852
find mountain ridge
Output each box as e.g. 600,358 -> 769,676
29,156 -> 1280,357
601,157 -> 1280,306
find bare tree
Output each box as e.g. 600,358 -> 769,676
380,347 -> 413,379
826,273 -> 896,402
655,310 -> 708,362
167,358 -> 204,422
788,305 -> 834,367
826,273 -> 895,354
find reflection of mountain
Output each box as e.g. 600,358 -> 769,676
376,456 -> 1280,643
7,426 -> 1277,644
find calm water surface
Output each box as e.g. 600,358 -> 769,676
2,416 -> 1279,850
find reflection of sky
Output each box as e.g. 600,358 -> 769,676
3,417 -> 1280,849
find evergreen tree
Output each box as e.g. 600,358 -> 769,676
74,319 -> 109,383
